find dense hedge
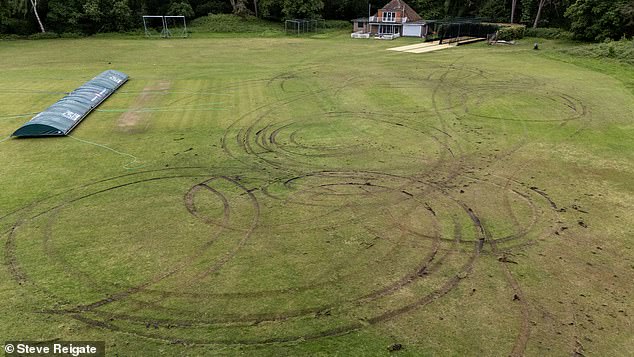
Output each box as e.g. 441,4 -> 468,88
524,27 -> 574,40
497,25 -> 525,41
323,20 -> 350,29
190,14 -> 283,33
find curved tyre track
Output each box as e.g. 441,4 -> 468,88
2,62 -> 569,351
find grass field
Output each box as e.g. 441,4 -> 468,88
0,33 -> 633,356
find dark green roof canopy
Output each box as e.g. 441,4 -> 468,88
12,70 -> 128,137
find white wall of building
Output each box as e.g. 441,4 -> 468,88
403,24 -> 423,37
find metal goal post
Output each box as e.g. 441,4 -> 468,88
143,15 -> 188,38
164,16 -> 188,38
284,19 -> 325,35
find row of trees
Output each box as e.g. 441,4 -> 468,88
1,0 -> 632,41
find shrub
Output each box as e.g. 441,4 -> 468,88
190,14 -> 283,34
324,20 -> 349,29
60,32 -> 84,38
561,39 -> 634,65
497,25 -> 525,41
524,27 -> 573,40
0,34 -> 24,40
27,32 -> 60,40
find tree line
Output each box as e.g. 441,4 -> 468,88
1,0 -> 632,41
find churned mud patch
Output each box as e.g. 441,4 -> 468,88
117,80 -> 171,132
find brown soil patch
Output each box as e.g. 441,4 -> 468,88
117,80 -> 171,132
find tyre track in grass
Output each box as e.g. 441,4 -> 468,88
3,60 -> 573,348
7,171 -> 223,307
44,176 -> 249,316
39,170 -> 482,343
67,170 -> 530,345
